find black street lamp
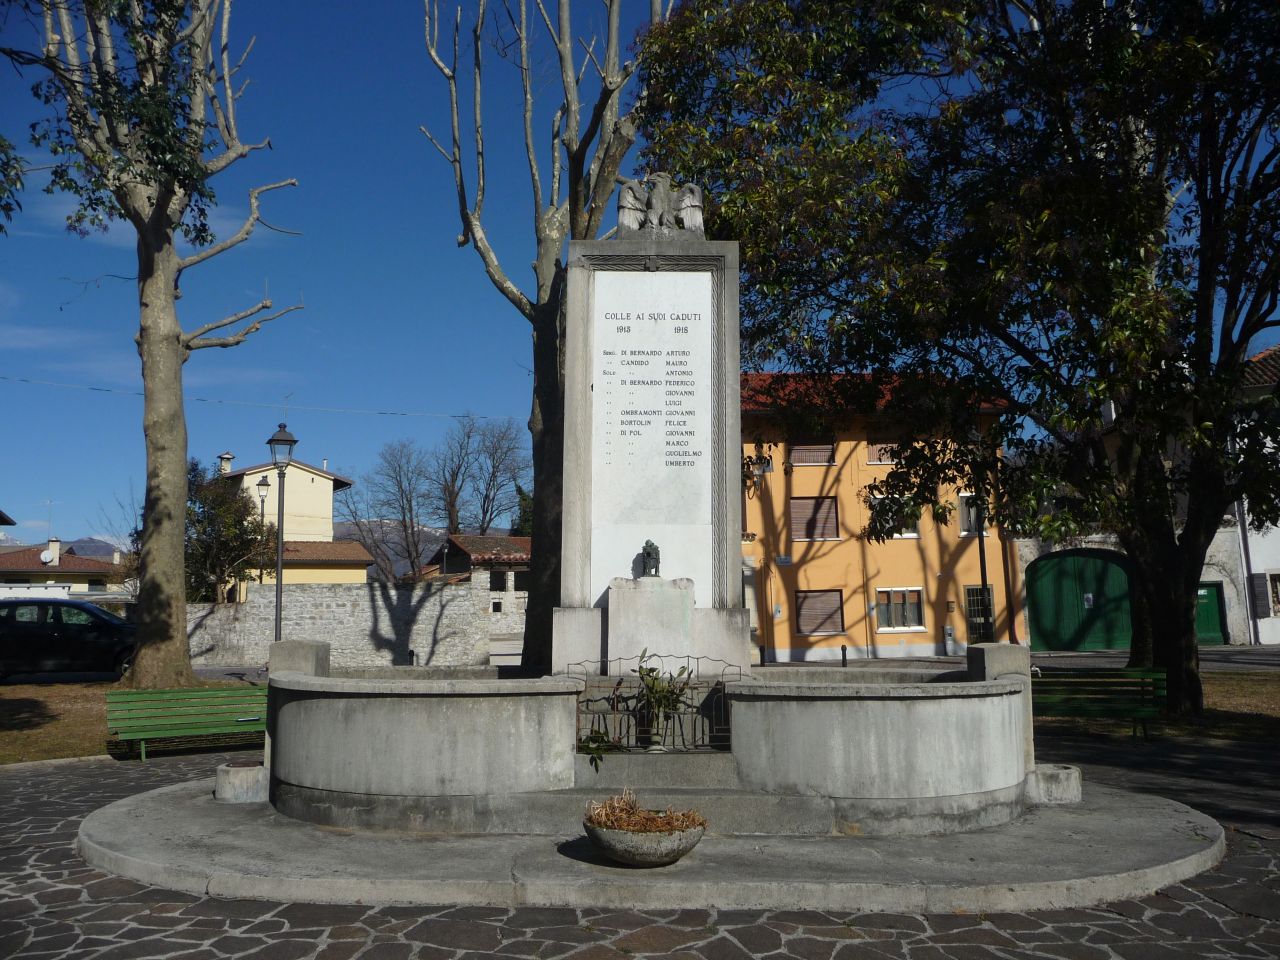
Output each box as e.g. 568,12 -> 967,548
256,474 -> 271,583
267,423 -> 297,644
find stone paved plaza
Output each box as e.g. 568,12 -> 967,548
1,732 -> 1278,960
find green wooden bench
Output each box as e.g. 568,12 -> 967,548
1032,668 -> 1167,738
106,686 -> 268,760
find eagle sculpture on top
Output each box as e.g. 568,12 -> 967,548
615,173 -> 706,239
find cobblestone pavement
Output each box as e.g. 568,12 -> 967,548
1,737 -> 1278,960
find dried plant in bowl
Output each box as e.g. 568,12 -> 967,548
583,788 -> 707,867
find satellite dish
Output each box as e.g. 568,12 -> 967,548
39,549 -> 53,564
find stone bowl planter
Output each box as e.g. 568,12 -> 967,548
583,820 -> 705,867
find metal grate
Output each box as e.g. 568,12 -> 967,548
965,585 -> 995,642
568,655 -> 741,753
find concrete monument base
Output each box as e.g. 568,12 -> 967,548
77,778 -> 1223,913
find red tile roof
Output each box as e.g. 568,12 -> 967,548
282,540 -> 374,565
741,372 -> 1005,414
1245,344 -> 1280,388
0,547 -> 121,575
448,535 -> 532,564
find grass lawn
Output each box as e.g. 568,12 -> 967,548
0,676 -> 264,766
0,668 -> 1276,766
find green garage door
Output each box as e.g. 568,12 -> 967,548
1194,582 -> 1228,645
1026,550 -> 1133,651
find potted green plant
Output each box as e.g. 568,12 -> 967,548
633,649 -> 693,752
583,788 -> 707,867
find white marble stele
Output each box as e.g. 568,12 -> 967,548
553,236 -> 751,675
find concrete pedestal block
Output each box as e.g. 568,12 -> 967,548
215,761 -> 268,803
552,607 -> 605,673
1026,764 -> 1082,805
967,642 -> 1030,681
269,640 -> 330,677
608,576 -> 694,662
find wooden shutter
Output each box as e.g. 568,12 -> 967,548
790,497 -> 839,540
796,590 -> 843,634
791,443 -> 835,465
867,441 -> 898,464
1249,573 -> 1272,619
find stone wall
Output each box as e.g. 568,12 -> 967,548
188,582 -> 489,668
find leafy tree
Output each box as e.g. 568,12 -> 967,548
185,460 -> 273,603
6,1 -> 300,686
642,0 -> 1280,713
510,483 -> 534,537
422,0 -> 664,669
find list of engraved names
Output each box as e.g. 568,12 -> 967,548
590,271 -> 713,528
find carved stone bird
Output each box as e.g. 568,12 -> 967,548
617,179 -> 647,232
676,183 -> 704,235
646,172 -> 676,230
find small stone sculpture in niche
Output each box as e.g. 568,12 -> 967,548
641,540 -> 661,577
616,173 -> 705,239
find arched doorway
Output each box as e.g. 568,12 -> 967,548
1025,549 -> 1134,651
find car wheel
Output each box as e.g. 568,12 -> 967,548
115,651 -> 133,679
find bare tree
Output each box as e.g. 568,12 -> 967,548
338,441 -> 439,581
427,417 -> 479,534
12,1 -> 299,686
423,0 -> 663,669
467,418 -> 531,534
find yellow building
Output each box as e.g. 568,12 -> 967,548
217,454 -> 371,586
741,375 -> 1022,662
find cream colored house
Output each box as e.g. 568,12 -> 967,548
0,538 -> 127,597
217,453 -> 372,586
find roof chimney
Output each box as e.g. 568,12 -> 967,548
217,451 -> 235,475
112,547 -> 121,566
322,458 -> 328,472
46,537 -> 61,566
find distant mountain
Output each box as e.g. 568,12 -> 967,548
0,531 -> 23,547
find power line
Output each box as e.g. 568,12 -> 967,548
0,374 -> 491,420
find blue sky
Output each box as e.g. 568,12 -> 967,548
1,1 -> 644,543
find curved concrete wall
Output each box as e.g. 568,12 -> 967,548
729,679 -> 1027,800
269,673 -> 583,804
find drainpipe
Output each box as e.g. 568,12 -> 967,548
1235,496 -> 1262,646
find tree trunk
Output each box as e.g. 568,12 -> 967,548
127,237 -> 196,688
521,294 -> 566,672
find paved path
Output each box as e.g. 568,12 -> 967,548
1,735 -> 1278,959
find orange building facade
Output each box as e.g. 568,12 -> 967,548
740,380 -> 1024,662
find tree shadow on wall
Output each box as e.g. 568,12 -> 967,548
368,581 -> 460,666
0,697 -> 56,731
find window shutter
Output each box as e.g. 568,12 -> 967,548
791,443 -> 835,465
790,497 -> 839,540
796,590 -> 843,634
1249,573 -> 1272,619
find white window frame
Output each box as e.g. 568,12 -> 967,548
870,496 -> 920,539
875,586 -> 926,632
957,492 -> 988,537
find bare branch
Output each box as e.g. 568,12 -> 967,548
184,299 -> 302,351
517,0 -> 543,216
577,36 -> 601,79
177,178 -> 297,272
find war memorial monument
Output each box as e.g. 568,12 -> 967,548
76,176 -> 1224,912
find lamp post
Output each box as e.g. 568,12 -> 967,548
256,475 -> 271,583
267,423 -> 297,644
